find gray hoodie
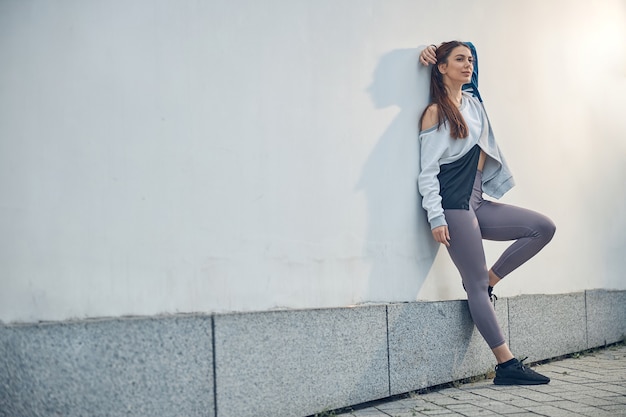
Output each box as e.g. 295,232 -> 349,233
418,91 -> 515,230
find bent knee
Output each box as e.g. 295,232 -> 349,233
537,216 -> 556,243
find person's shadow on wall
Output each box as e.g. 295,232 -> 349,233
356,47 -> 439,303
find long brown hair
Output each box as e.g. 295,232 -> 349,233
420,41 -> 470,139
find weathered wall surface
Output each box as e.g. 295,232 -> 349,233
1,0 -> 625,323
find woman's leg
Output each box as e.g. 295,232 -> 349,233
445,192 -> 553,383
444,208 -> 507,351
475,202 -> 556,281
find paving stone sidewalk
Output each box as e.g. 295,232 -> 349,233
336,344 -> 626,417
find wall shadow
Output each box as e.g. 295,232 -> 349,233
356,47 -> 438,303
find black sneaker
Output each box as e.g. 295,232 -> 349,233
493,357 -> 550,385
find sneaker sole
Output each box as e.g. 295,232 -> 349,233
493,378 -> 549,385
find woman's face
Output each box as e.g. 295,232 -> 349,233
438,46 -> 473,85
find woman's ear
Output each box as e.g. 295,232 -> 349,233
437,62 -> 447,75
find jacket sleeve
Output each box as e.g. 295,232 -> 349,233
418,128 -> 448,229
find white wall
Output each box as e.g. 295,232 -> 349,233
1,0 -> 625,323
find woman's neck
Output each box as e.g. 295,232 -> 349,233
447,90 -> 463,108
445,83 -> 464,108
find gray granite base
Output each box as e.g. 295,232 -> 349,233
586,289 -> 626,348
508,293 -> 587,363
0,316 -> 214,417
213,306 -> 389,417
1,291 -> 625,417
388,299 -> 508,395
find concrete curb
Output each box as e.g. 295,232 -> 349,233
1,290 -> 624,417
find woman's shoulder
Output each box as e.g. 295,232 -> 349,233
420,103 -> 439,132
461,91 -> 486,116
462,90 -> 480,103
463,91 -> 482,106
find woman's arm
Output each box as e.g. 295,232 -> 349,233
419,44 -> 438,66
418,131 -> 450,246
418,106 -> 448,233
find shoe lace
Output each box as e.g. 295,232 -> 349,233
516,357 -> 539,373
488,286 -> 498,305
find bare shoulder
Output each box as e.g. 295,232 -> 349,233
420,104 -> 439,131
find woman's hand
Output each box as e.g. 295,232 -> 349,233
419,45 -> 437,66
432,225 -> 450,247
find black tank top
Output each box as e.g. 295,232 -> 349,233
437,144 -> 481,210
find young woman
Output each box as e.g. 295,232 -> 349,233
418,41 -> 556,385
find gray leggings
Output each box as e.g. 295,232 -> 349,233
444,170 -> 556,349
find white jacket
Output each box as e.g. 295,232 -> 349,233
418,91 -> 515,229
